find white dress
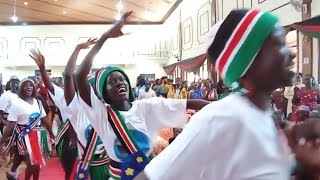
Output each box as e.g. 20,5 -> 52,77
145,93 -> 292,180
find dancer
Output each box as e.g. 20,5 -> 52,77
30,49 -> 80,180
0,77 -> 20,132
74,11 -> 209,179
0,78 -> 54,180
62,39 -> 110,180
0,77 -> 20,168
142,9 -> 320,179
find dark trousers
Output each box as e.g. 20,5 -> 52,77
58,136 -> 78,180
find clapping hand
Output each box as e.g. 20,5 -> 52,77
30,49 -> 45,68
77,38 -> 97,49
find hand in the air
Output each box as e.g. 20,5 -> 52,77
30,49 -> 45,67
106,11 -> 133,38
77,38 -> 97,49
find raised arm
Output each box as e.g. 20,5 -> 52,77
74,11 -> 132,106
29,49 -> 54,94
64,38 -> 97,105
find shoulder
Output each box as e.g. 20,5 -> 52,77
190,94 -> 255,131
0,91 -> 10,98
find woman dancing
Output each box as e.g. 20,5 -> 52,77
74,12 -> 209,180
0,78 -> 54,180
62,38 -> 110,180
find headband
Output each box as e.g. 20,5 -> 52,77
18,78 -> 35,88
207,9 -> 278,88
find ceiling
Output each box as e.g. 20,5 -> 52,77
0,0 -> 182,25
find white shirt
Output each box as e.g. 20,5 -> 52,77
49,84 -> 103,154
145,93 -> 291,180
138,89 -> 156,100
67,94 -> 104,154
79,86 -> 187,162
0,90 -> 19,114
48,85 -> 70,123
8,98 -> 46,125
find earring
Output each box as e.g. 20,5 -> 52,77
239,79 -> 255,96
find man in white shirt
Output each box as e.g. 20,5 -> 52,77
141,9 -> 320,180
138,82 -> 156,100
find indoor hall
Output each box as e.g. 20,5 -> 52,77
1,0 -> 320,180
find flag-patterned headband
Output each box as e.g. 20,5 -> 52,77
207,9 -> 278,87
87,73 -> 95,85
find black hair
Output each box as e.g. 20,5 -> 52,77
5,81 -> 10,91
305,74 -> 316,86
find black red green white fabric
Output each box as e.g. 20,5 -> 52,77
207,9 -> 278,87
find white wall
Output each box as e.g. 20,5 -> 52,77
1,63 -> 165,86
164,0 -> 320,82
164,0 -> 305,66
312,0 -> 320,82
217,0 -> 301,25
164,0 -> 213,64
0,24 -> 169,82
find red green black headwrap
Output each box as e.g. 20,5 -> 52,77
207,9 -> 278,88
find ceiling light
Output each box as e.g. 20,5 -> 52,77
143,10 -> 152,20
116,13 -> 121,20
24,2 -> 28,5
54,0 -> 58,1
116,1 -> 123,10
11,16 -> 18,22
63,11 -> 67,14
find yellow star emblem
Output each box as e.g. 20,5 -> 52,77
78,173 -> 84,179
125,168 -> 134,176
136,156 -> 143,163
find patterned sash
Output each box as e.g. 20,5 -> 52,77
106,106 -> 150,180
3,100 -> 42,154
3,100 -> 45,165
70,128 -> 109,180
55,120 -> 71,145
76,129 -> 99,180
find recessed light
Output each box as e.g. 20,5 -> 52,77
24,2 -> 28,5
116,2 -> 123,10
115,14 -> 121,20
11,16 -> 18,22
63,11 -> 67,14
143,10 -> 152,19
54,0 -> 58,1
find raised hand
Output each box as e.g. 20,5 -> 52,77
29,49 -> 45,68
77,38 -> 97,49
106,11 -> 133,38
